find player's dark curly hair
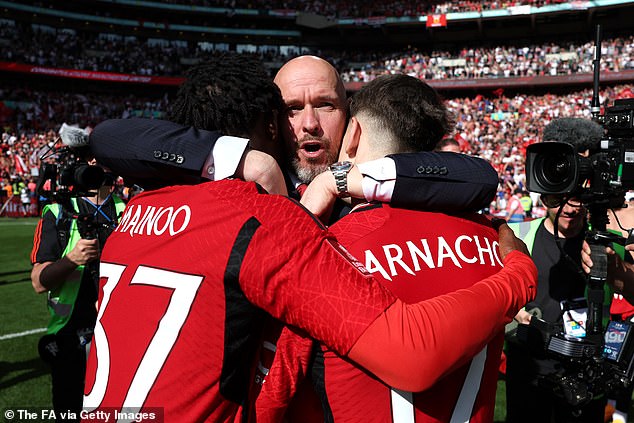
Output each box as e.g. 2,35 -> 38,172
168,53 -> 284,137
349,74 -> 454,152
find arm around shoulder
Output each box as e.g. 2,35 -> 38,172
347,250 -> 537,392
388,152 -> 499,212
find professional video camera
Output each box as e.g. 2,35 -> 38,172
516,310 -> 634,407
519,25 -> 634,409
525,98 -> 634,202
36,123 -> 106,202
36,123 -> 109,240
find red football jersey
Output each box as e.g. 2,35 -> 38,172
320,203 -> 504,423
82,180 -> 394,422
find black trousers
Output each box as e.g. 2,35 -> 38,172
41,335 -> 87,423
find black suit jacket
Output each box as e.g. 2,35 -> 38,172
90,118 -> 221,190
90,118 -> 498,211
388,152 -> 499,212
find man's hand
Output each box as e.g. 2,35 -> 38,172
66,238 -> 100,266
494,219 -> 530,260
580,240 -> 597,274
300,171 -> 338,221
32,238 -> 99,293
238,149 -> 288,195
301,165 -> 364,221
514,308 -> 533,325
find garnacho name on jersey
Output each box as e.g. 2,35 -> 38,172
364,235 -> 502,281
115,203 -> 191,237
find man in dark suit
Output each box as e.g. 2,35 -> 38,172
90,55 -> 498,213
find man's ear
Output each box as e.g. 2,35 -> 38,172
344,116 -> 361,159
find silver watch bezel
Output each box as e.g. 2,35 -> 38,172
329,161 -> 353,197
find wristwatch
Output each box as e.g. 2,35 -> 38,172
329,161 -> 353,197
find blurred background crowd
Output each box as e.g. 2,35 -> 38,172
2,21 -> 632,80
1,0 -> 633,221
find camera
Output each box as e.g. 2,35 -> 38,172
521,102 -> 634,404
516,315 -> 634,407
526,98 -> 634,205
36,124 -> 106,201
36,124 -> 111,242
37,149 -> 105,201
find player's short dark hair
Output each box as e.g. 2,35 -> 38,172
168,53 -> 283,138
349,74 -> 454,151
542,117 -> 604,153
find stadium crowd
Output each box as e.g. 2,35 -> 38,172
1,20 -> 632,80
2,77 -> 632,218
341,36 -> 634,81
138,0 -> 569,17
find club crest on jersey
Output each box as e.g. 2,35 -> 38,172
115,203 -> 191,237
327,238 -> 372,276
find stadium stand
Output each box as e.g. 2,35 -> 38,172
1,0 -> 633,220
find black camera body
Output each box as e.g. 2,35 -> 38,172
517,316 -> 634,406
36,146 -> 105,202
526,98 -> 634,204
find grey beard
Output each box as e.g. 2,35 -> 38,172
292,158 -> 331,184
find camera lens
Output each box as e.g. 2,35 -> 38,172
529,143 -> 578,194
539,154 -> 572,187
75,165 -> 105,190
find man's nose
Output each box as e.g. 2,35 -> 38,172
562,203 -> 581,214
301,106 -> 320,134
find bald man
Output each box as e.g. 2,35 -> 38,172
274,56 -> 348,184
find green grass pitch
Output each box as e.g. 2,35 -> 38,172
0,217 -> 51,416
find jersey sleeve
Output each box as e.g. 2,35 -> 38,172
239,218 -> 395,356
239,197 -> 536,392
31,209 -> 63,264
388,152 -> 499,212
347,250 -> 537,392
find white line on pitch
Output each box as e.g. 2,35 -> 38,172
0,328 -> 46,340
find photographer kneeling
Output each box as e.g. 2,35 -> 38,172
31,139 -> 125,422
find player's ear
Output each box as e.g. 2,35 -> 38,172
344,116 -> 361,159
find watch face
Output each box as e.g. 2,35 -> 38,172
331,161 -> 352,171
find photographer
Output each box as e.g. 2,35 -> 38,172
505,118 -> 607,423
30,145 -> 125,422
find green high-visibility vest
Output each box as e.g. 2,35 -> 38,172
43,196 -> 125,334
508,218 -> 544,253
519,196 -> 533,213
